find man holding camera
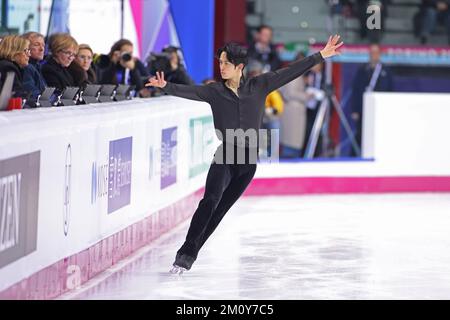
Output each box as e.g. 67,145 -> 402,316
97,39 -> 150,97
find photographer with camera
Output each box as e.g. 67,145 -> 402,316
147,46 -> 194,85
97,39 -> 150,97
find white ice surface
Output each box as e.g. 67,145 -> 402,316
59,193 -> 450,300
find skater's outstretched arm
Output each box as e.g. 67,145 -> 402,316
146,71 -> 212,103
257,35 -> 344,93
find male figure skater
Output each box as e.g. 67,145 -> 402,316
146,35 -> 343,273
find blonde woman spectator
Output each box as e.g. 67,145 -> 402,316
0,35 -> 31,98
69,43 -> 97,88
42,33 -> 78,93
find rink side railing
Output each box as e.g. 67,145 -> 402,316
0,97 -> 216,298
1,93 -> 449,299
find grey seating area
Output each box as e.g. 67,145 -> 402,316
246,0 -> 448,46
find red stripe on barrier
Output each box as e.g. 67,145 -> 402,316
0,190 -> 204,300
244,176 -> 450,195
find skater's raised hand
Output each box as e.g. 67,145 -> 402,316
320,34 -> 344,59
145,71 -> 167,88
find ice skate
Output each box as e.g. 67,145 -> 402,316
169,253 -> 195,274
169,265 -> 187,274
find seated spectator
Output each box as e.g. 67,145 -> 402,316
21,32 -> 47,99
42,33 -> 78,94
0,35 -> 31,99
97,39 -> 149,97
69,44 -> 97,88
414,0 -> 450,44
247,25 -> 282,73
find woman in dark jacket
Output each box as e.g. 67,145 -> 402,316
69,43 -> 97,88
42,33 -> 78,94
0,35 -> 31,99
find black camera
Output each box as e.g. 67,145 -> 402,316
121,52 -> 133,62
147,52 -> 171,74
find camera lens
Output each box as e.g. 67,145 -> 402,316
121,52 -> 132,62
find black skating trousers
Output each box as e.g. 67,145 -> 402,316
177,146 -> 257,260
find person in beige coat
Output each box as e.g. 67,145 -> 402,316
279,52 -> 311,158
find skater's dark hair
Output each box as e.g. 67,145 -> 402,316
216,42 -> 248,69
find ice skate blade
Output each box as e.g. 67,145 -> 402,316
169,266 -> 187,275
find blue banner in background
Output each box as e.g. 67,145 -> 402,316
47,0 -> 70,36
168,0 -> 215,83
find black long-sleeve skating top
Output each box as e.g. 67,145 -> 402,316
162,51 -> 324,147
